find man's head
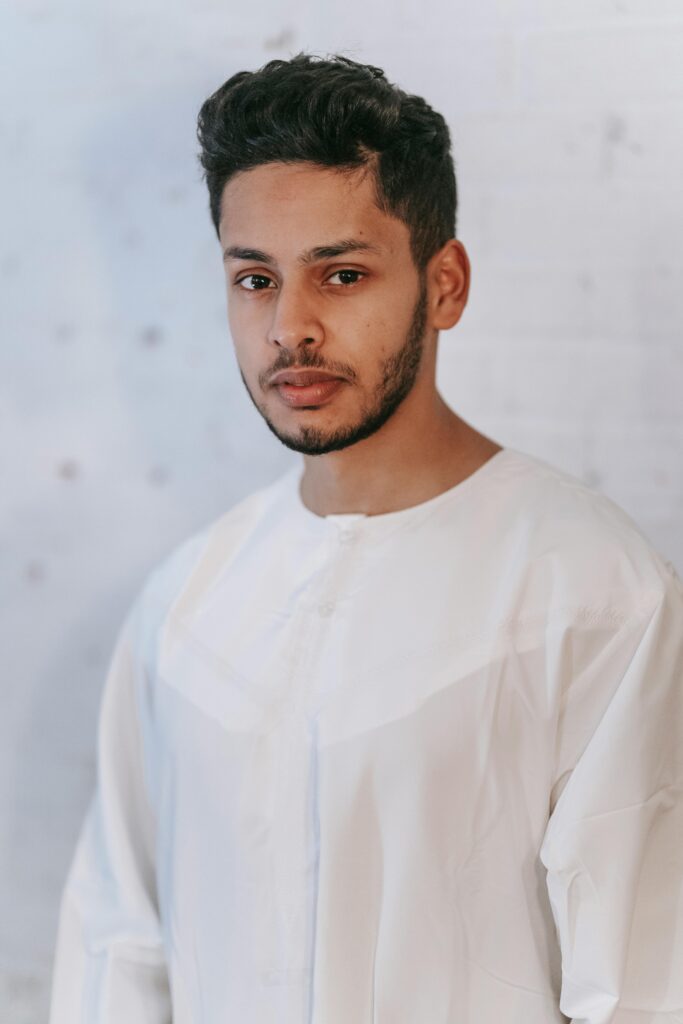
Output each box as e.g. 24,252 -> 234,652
196,53 -> 468,457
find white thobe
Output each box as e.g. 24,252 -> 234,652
49,446 -> 683,1023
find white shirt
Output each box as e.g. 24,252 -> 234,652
49,446 -> 683,1024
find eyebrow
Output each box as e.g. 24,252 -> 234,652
222,238 -> 383,266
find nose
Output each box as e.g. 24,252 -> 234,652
266,279 -> 324,353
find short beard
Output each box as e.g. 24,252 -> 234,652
240,274 -> 429,457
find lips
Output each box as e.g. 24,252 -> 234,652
274,377 -> 346,408
270,370 -> 343,387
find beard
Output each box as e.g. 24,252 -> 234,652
238,275 -> 429,457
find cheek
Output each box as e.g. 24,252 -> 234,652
227,299 -> 264,352
227,295 -> 247,335
350,311 -> 394,356
227,311 -> 257,372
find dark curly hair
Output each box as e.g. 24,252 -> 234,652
196,52 -> 457,273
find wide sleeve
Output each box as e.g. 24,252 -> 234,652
48,595 -> 172,1023
539,570 -> 683,1024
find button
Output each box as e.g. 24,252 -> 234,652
318,601 -> 335,617
338,527 -> 354,543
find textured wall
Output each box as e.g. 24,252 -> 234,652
2,1 -> 682,1019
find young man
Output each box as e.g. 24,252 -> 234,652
49,54 -> 683,1023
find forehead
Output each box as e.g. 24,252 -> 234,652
219,161 -> 410,256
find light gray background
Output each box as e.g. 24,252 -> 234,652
2,1 -> 682,1019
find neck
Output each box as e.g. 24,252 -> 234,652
298,389 -> 502,518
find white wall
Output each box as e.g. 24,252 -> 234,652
2,1 -> 682,1018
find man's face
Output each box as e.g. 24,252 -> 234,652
219,161 -> 429,456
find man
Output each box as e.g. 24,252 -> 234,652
49,53 -> 683,1023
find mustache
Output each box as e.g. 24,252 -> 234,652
263,358 -> 356,385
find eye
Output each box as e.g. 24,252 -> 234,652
327,269 -> 365,286
235,274 -> 276,291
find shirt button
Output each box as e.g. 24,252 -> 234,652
339,528 -> 354,543
318,601 -> 335,617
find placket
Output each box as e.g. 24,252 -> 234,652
262,518 -> 363,992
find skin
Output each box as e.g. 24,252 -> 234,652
219,160 -> 502,517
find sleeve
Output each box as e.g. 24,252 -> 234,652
48,594 -> 172,1024
539,569 -> 683,1024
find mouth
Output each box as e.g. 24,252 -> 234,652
270,370 -> 344,387
274,378 -> 346,408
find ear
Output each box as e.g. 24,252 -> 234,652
427,239 -> 471,331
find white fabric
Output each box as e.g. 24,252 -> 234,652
49,446 -> 683,1023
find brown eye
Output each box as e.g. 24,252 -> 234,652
328,270 -> 364,286
237,274 -> 275,291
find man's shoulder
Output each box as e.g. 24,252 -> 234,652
497,447 -> 679,610
132,464 -> 297,632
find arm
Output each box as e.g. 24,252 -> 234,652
49,596 -> 172,1023
540,569 -> 683,1023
